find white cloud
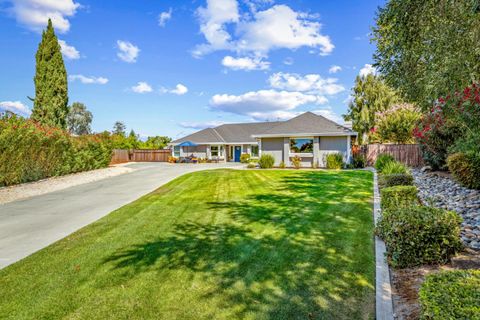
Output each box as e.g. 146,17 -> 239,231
194,2 -> 333,58
116,40 -> 140,63
221,55 -> 270,71
131,82 -> 153,93
0,101 -> 31,116
158,8 -> 172,27
328,65 -> 342,74
312,108 -> 343,124
179,120 -> 226,130
161,84 -> 189,95
58,40 -> 80,59
268,72 -> 345,96
359,64 -> 377,77
69,74 -> 108,84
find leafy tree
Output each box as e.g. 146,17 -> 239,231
67,102 -> 92,135
30,19 -> 69,128
343,74 -> 400,144
372,0 -> 480,110
375,104 -> 421,144
112,121 -> 126,136
140,136 -> 172,149
127,130 -> 140,149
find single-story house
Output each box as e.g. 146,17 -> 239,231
169,112 -> 357,167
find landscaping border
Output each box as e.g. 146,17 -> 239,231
372,169 -> 394,319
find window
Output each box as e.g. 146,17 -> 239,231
174,146 -> 180,157
251,145 -> 259,157
211,146 -> 219,157
290,138 -> 313,153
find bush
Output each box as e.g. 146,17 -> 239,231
291,155 -> 301,169
380,185 -> 419,211
374,153 -> 395,172
279,161 -> 286,169
258,154 -> 275,169
352,153 -> 366,168
0,115 -> 113,187
419,270 -> 480,320
246,163 -> 256,169
447,152 -> 480,190
240,153 -> 250,163
378,173 -> 414,188
382,160 -> 408,174
376,206 -> 462,268
325,153 -> 344,169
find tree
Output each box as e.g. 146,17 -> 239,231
30,19 -> 69,128
140,136 -> 172,149
372,0 -> 480,110
67,102 -> 92,135
112,121 -> 126,136
343,74 -> 400,144
375,104 -> 421,144
126,130 -> 140,149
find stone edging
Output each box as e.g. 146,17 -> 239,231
372,169 -> 394,320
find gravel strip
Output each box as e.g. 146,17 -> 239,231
0,165 -> 135,205
412,169 -> 480,250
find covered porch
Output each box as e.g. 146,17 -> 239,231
172,143 -> 259,162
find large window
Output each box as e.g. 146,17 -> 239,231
211,146 -> 219,157
251,145 -> 259,157
174,146 -> 180,157
290,138 -> 313,153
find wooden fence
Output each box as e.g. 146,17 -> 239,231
110,149 -> 171,164
362,144 -> 424,167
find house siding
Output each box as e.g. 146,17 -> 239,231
180,145 -> 207,158
319,136 -> 348,167
260,138 -> 284,166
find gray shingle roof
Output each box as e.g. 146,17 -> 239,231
171,112 -> 355,144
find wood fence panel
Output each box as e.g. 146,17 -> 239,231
110,149 -> 130,164
131,149 -> 171,162
364,144 -> 424,167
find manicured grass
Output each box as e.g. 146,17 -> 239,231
0,169 -> 374,319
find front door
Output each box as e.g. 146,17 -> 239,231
234,146 -> 241,162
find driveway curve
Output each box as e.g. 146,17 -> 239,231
0,162 -> 243,269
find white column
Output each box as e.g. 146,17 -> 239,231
206,145 -> 211,160
313,137 -> 320,167
283,137 -> 289,165
346,135 -> 351,163
258,139 -> 262,157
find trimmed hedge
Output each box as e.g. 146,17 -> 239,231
240,153 -> 251,163
419,270 -> 480,320
325,153 -> 344,169
258,154 -> 275,169
375,153 -> 395,172
376,206 -> 462,268
380,185 -> 419,211
379,173 -> 414,188
0,115 -> 113,187
447,152 -> 480,190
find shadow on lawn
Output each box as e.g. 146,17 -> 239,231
104,171 -> 374,319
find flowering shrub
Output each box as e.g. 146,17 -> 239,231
0,114 -> 112,186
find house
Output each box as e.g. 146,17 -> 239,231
170,112 -> 357,167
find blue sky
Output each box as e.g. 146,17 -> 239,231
0,0 -> 384,139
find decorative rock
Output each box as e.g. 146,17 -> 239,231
420,166 -> 432,172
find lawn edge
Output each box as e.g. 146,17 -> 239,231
372,168 -> 394,320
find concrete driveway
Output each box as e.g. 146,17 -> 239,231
0,162 -> 243,269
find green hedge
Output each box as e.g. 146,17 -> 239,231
240,153 -> 251,164
375,153 -> 395,172
351,153 -> 366,168
0,115 -> 113,187
379,173 -> 414,188
380,185 -> 419,211
382,160 -> 408,174
325,153 -> 344,169
419,270 -> 480,320
258,154 -> 275,169
447,152 -> 480,190
376,206 -> 462,268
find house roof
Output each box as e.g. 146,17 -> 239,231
171,112 -> 356,145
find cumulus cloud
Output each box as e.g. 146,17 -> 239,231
69,74 -> 108,84
268,72 -> 345,96
161,84 -> 189,95
328,65 -> 342,74
359,64 -> 377,77
0,101 -> 31,116
312,107 -> 343,124
58,40 -> 80,59
117,40 -> 140,63
131,82 -> 153,93
179,120 -> 226,130
158,8 -> 172,27
193,2 -> 333,58
221,56 -> 270,71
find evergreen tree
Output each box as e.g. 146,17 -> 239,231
31,19 -> 69,128
112,121 -> 126,136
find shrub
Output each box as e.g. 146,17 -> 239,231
374,153 -> 395,172
352,153 -> 366,168
380,185 -> 418,211
419,270 -> 480,320
291,155 -> 301,169
325,153 -> 344,169
279,161 -> 286,169
382,160 -> 408,175
447,152 -> 480,190
246,163 -> 256,169
376,206 -> 462,268
378,173 -> 414,188
258,154 -> 275,169
240,153 -> 251,163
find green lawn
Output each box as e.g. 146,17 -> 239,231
0,169 -> 374,320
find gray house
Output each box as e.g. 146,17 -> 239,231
170,112 -> 357,167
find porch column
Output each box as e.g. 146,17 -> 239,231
206,145 -> 211,159
346,135 -> 351,163
258,139 -> 262,157
283,137 -> 289,165
313,137 -> 320,167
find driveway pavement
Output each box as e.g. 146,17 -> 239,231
0,162 -> 243,269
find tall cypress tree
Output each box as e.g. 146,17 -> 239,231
31,19 -> 69,128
